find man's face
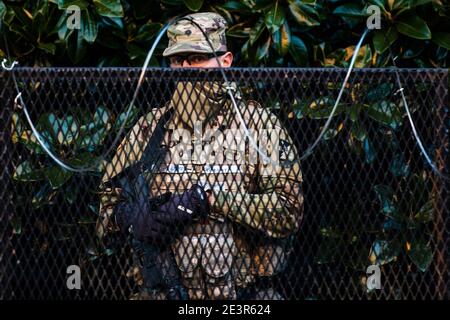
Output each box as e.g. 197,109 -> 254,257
169,52 -> 233,68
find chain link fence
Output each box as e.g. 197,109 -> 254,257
0,68 -> 448,300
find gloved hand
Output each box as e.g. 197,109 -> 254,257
159,184 -> 210,222
115,184 -> 210,244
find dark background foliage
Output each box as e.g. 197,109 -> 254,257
1,0 -> 449,299
0,0 -> 449,67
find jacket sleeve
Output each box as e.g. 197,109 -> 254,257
96,112 -> 156,240
212,110 -> 304,239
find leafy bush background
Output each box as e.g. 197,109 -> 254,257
2,0 -> 449,299
1,0 -> 449,67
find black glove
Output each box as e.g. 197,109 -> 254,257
115,184 -> 210,244
158,184 -> 210,222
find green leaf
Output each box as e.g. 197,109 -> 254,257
226,22 -> 250,38
367,101 -> 402,129
306,97 -> 346,119
81,10 -> 98,43
13,161 -> 45,181
432,32 -> 450,50
373,184 -> 398,218
383,218 -> 402,231
408,240 -> 432,272
323,121 -> 344,140
183,0 -> 204,11
368,0 -> 387,12
103,248 -> 115,256
67,28 -> 87,63
395,15 -> 431,40
256,36 -> 271,62
272,21 -> 290,56
315,237 -> 340,264
128,0 -> 153,19
134,23 -> 162,43
414,199 -> 434,223
114,105 -> 139,130
57,0 -> 89,10
389,0 -> 408,11
76,128 -> 107,150
265,2 -> 285,34
369,239 -> 402,266
402,40 -> 425,59
241,39 -> 251,62
0,1 -> 6,20
100,16 -> 124,29
47,114 -> 79,146
333,3 -> 368,18
18,129 -> 53,155
389,153 -> 410,177
249,19 -> 265,45
93,105 -> 111,128
289,35 -> 308,66
68,152 -> 102,171
250,0 -> 274,12
46,166 -> 73,189
93,0 -> 124,17
315,227 -> 342,264
408,0 -> 435,8
219,1 -> 248,11
349,44 -> 373,68
288,0 -> 320,27
32,183 -> 57,209
366,83 -> 392,103
351,122 -> 367,142
37,42 -> 56,55
373,28 -> 398,53
11,214 -> 22,235
363,137 -> 376,164
161,0 -> 183,6
56,12 -> 70,41
11,112 -> 23,144
27,132 -> 49,154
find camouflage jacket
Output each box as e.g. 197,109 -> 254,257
97,97 -> 304,299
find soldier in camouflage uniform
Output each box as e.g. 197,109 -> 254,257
96,12 -> 304,300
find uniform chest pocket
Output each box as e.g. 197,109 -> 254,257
173,236 -> 202,276
200,233 -> 237,278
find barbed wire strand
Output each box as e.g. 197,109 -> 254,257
1,20 -> 170,172
298,28 -> 369,160
387,48 -> 449,181
6,18 -> 439,177
176,19 -> 369,165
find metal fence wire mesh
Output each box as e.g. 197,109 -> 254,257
0,68 -> 448,300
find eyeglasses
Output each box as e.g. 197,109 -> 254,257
169,52 -> 225,66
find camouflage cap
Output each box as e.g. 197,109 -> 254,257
163,12 -> 228,57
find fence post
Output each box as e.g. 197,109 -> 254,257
433,70 -> 449,300
0,71 -> 13,299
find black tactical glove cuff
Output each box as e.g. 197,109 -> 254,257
114,199 -> 149,234
157,184 -> 210,221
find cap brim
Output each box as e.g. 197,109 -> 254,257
163,42 -> 222,57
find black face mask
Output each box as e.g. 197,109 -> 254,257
170,81 -> 234,130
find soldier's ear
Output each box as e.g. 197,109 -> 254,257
220,52 -> 233,68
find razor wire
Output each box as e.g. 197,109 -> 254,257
2,18 -> 447,179
1,16 -> 371,172
389,53 -> 449,181
376,25 -> 450,181
1,19 -> 170,173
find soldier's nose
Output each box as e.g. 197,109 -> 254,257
182,59 -> 190,67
